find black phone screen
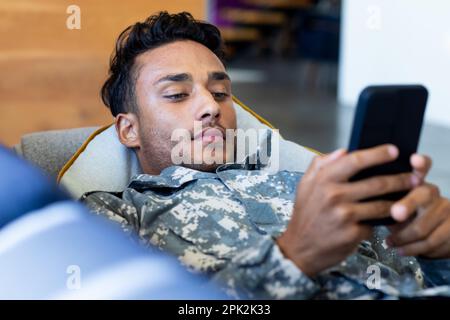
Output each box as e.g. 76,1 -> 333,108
348,85 -> 428,225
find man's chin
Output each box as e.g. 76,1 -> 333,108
180,163 -> 222,172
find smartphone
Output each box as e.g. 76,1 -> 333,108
348,85 -> 428,225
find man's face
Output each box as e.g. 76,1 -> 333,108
124,40 -> 236,174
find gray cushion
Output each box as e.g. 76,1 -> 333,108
15,127 -> 99,178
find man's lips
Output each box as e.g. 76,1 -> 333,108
192,127 -> 225,143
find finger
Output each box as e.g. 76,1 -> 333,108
422,239 -> 450,259
387,216 -> 415,234
391,184 -> 440,222
343,225 -> 373,248
326,144 -> 399,181
337,201 -> 394,223
357,224 -> 374,241
410,154 -> 432,182
304,148 -> 347,179
387,200 -> 446,247
343,172 -> 414,201
396,217 -> 450,257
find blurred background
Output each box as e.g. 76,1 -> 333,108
0,0 -> 449,196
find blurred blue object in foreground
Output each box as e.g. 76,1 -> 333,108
0,146 -> 68,228
0,146 -> 225,299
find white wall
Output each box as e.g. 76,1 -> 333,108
339,0 -> 450,127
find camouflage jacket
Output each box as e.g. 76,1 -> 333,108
81,162 -> 450,299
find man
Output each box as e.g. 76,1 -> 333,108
83,11 -> 450,299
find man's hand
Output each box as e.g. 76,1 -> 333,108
387,155 -> 450,259
277,145 -> 418,277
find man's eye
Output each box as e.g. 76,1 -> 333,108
212,92 -> 229,100
164,93 -> 188,101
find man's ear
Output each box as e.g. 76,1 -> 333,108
115,113 -> 140,149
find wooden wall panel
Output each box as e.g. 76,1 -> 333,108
0,0 -> 205,146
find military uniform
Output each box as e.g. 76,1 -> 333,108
82,161 -> 450,299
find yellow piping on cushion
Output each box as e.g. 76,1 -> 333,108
303,146 -> 322,156
57,123 -> 113,183
232,95 -> 322,156
232,95 -> 275,129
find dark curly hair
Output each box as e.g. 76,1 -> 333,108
101,11 -> 226,116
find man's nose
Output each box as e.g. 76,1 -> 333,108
194,90 -> 221,124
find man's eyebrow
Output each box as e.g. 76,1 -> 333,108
209,72 -> 230,81
154,73 -> 192,85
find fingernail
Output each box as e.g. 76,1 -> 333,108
392,205 -> 407,221
411,175 -> 420,187
412,154 -> 425,167
388,145 -> 399,158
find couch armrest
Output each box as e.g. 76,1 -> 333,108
18,127 -> 99,178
